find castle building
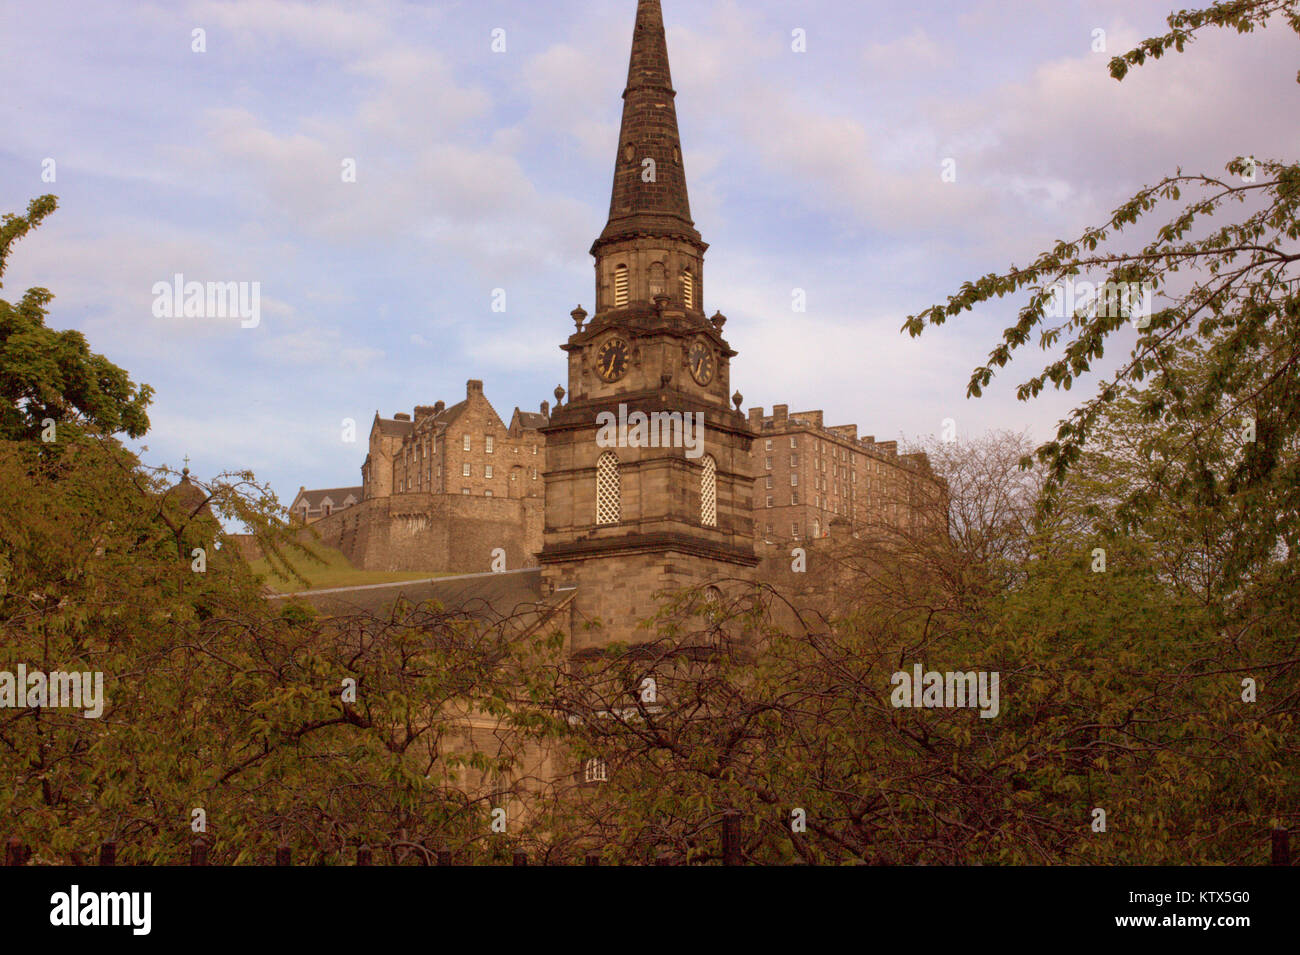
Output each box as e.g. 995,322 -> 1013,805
746,405 -> 940,542
361,380 -> 546,503
293,0 -> 944,644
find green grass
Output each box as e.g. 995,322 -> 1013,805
250,544 -> 443,594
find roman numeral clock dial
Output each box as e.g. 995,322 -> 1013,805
597,337 -> 630,382
688,341 -> 714,385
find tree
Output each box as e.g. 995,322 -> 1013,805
524,431 -> 1296,864
0,196 -> 153,441
0,197 -> 555,863
902,2 -> 1300,539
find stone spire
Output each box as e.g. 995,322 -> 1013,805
594,0 -> 702,251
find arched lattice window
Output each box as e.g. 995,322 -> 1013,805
700,454 -> 717,527
613,265 -> 629,308
681,269 -> 695,309
584,757 -> 608,784
596,451 -> 621,525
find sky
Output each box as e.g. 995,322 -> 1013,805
1,0 -> 1297,507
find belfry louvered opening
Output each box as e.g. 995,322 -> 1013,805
613,265 -> 630,308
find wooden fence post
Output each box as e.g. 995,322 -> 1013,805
276,845 -> 291,866
722,811 -> 742,866
99,841 -> 116,866
512,849 -> 528,867
1272,828 -> 1290,866
190,839 -> 209,866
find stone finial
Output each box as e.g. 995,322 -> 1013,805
711,311 -> 727,331
653,293 -> 670,315
732,391 -> 743,411
554,385 -> 566,407
571,305 -> 587,332
540,400 -> 550,418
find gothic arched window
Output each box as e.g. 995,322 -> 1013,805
596,451 -> 621,525
700,454 -> 717,527
613,265 -> 629,308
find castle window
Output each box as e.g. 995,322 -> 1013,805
791,492 -> 799,505
792,523 -> 800,539
765,456 -> 773,470
463,463 -> 471,477
485,490 -> 493,497
812,519 -> 821,538
532,468 -> 538,480
462,488 -> 470,495
790,454 -> 799,467
613,265 -> 629,308
765,439 -> 772,451
485,465 -> 494,479
532,445 -> 538,455
463,434 -> 471,451
700,455 -> 717,527
791,473 -> 798,487
681,270 -> 695,309
584,757 -> 608,784
765,475 -> 773,490
486,436 -> 494,454
595,451 -> 620,525
790,436 -> 798,448
765,496 -> 773,508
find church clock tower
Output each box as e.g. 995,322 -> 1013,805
540,0 -> 758,653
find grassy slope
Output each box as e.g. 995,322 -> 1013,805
251,543 -> 442,594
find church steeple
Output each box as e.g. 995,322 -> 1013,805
540,0 -> 756,654
591,0 -> 707,317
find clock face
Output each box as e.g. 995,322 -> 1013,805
688,341 -> 715,385
596,337 -> 630,382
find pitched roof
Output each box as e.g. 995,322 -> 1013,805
511,408 -> 548,431
269,568 -> 574,636
292,487 -> 363,510
374,416 -> 414,438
